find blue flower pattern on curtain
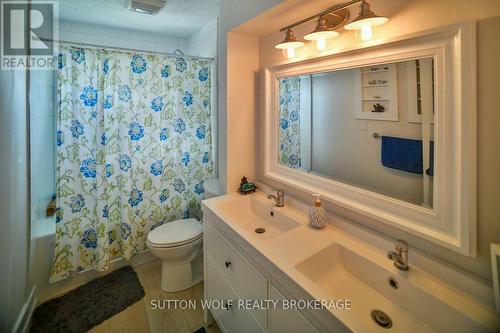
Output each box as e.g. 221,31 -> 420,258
52,45 -> 213,281
279,77 -> 301,168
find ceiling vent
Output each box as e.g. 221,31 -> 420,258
126,0 -> 166,15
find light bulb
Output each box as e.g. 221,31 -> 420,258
287,47 -> 296,58
316,38 -> 326,51
360,23 -> 373,41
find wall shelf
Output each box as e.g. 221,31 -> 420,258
362,84 -> 388,87
354,64 -> 398,121
361,69 -> 389,73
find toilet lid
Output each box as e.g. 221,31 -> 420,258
147,218 -> 202,247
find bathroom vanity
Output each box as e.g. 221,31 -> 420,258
202,192 -> 500,333
201,20 -> 498,333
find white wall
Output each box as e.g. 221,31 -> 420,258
0,69 -> 31,331
58,20 -> 188,53
28,69 -> 57,304
188,18 -> 218,58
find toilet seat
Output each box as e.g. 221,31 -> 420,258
147,218 -> 202,248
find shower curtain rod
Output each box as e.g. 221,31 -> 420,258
43,38 -> 215,61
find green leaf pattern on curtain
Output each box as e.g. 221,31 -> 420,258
278,77 -> 301,168
51,45 -> 213,282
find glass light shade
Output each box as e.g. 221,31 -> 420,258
316,38 -> 326,51
275,29 -> 304,50
275,40 -> 305,50
304,30 -> 339,41
344,16 -> 388,30
360,23 -> 373,41
344,0 -> 388,36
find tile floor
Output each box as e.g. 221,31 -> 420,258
87,260 -> 221,333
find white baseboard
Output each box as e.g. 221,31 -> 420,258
11,286 -> 37,333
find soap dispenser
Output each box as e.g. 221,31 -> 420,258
309,193 -> 327,229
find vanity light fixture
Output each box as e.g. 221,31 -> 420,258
344,0 -> 388,41
275,0 -> 388,55
274,29 -> 305,58
304,17 -> 339,51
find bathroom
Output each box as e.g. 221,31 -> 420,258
0,0 -> 499,332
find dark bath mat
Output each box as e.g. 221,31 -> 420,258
194,327 -> 206,333
31,265 -> 145,333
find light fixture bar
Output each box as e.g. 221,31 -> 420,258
279,0 -> 361,32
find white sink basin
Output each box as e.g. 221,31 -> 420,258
211,194 -> 301,241
295,243 -> 498,333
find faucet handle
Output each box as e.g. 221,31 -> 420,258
387,251 -> 398,260
269,189 -> 284,195
395,239 -> 408,252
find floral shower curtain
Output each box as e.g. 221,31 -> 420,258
278,77 -> 301,168
51,45 -> 213,282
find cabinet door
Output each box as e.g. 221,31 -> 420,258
269,283 -> 320,333
206,255 -> 266,333
205,222 -> 268,326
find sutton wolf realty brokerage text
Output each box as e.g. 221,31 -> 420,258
150,299 -> 352,311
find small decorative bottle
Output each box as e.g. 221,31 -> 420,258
309,193 -> 327,229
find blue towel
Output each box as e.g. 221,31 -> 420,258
381,136 -> 434,175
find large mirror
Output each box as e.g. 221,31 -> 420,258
266,23 -> 476,255
278,59 -> 435,208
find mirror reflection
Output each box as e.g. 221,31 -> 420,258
278,59 -> 435,208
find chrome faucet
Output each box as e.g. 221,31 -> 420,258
387,240 -> 409,271
267,189 -> 285,207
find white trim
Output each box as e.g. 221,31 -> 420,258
263,22 -> 477,256
11,286 -> 37,333
491,244 -> 500,315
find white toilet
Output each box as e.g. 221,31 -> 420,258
147,218 -> 203,292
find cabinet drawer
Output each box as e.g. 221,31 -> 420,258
206,256 -> 266,333
205,222 -> 267,327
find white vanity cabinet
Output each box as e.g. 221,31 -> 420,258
269,283 -> 320,333
205,222 -> 268,329
203,218 -> 322,333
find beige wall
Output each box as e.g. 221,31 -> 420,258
247,0 -> 500,282
226,32 -> 260,192
218,0 -> 284,193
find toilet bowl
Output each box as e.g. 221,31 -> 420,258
147,218 -> 203,292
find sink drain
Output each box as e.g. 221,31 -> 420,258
388,277 -> 399,289
255,227 -> 266,234
371,310 -> 392,329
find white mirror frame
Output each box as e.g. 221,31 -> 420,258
263,22 -> 476,256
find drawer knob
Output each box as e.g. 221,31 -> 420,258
225,260 -> 231,268
224,302 -> 233,310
